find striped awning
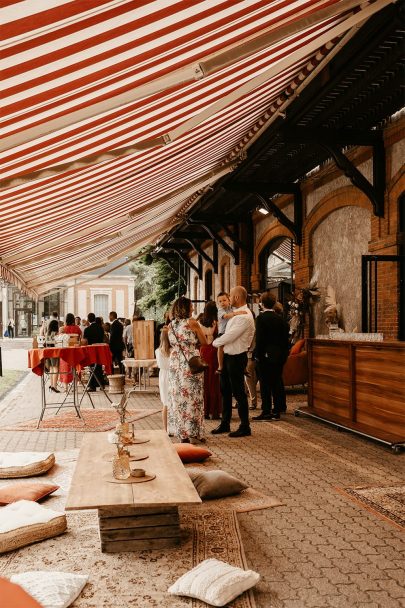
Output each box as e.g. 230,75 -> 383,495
0,0 -> 392,294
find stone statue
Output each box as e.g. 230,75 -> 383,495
324,286 -> 343,332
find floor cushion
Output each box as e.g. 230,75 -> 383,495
188,470 -> 248,499
0,577 -> 43,608
174,444 -> 212,463
0,500 -> 67,554
289,338 -> 305,355
0,452 -> 55,478
10,572 -> 88,608
0,482 -> 59,505
168,558 -> 260,606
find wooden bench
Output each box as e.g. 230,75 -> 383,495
65,430 -> 201,552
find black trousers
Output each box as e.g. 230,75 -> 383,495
220,352 -> 250,428
89,364 -> 104,389
8,326 -> 14,338
257,359 -> 286,415
111,350 -> 124,374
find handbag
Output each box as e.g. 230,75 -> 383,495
170,322 -> 208,375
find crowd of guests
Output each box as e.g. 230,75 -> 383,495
156,286 -> 291,445
39,310 -> 137,392
39,290 -> 291,445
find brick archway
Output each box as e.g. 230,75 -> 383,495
252,222 -> 294,291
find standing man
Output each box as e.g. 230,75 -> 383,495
253,292 -> 290,421
212,286 -> 255,437
109,311 -> 125,374
40,311 -> 59,337
83,312 -> 105,391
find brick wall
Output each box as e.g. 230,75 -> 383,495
186,117 -> 404,338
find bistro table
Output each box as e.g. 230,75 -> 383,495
122,358 -> 157,392
28,344 -> 113,427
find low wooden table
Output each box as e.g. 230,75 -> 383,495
65,430 -> 201,552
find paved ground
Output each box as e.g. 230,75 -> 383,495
0,341 -> 404,608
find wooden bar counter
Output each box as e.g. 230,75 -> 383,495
297,338 -> 405,452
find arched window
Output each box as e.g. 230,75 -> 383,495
259,237 -> 294,304
205,269 -> 213,301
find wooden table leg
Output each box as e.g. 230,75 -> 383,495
98,506 -> 181,553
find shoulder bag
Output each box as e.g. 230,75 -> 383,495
170,322 -> 208,375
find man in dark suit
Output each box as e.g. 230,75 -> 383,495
109,311 -> 125,374
83,312 -> 105,390
253,291 -> 290,421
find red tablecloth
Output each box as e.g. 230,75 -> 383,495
28,344 -> 112,376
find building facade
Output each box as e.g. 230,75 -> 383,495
187,117 -> 404,340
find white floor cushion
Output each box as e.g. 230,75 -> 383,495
0,500 -> 67,553
11,572 -> 88,608
0,452 -> 55,478
168,558 -> 260,606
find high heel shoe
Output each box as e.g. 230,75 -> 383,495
49,386 -> 60,393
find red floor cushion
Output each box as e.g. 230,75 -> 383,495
174,444 -> 212,463
0,577 -> 43,608
0,482 -> 59,506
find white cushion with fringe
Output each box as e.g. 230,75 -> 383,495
11,571 -> 88,608
168,558 -> 260,606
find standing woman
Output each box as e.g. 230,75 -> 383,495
199,301 -> 222,420
59,313 -> 82,386
45,319 -> 60,392
7,318 -> 14,339
168,297 -> 207,443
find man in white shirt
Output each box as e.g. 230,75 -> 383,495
212,286 -> 255,437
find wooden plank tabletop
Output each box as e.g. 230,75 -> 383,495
65,430 -> 201,510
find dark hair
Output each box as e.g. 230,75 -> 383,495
95,317 -> 103,326
87,312 -> 95,323
51,311 -> 58,318
171,296 -> 192,320
217,292 -> 229,298
109,311 -> 117,319
201,301 -> 218,327
260,291 -> 276,310
47,319 -> 59,334
65,313 -> 75,326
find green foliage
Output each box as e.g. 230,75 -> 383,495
129,250 -> 185,319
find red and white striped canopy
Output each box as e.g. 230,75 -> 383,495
0,0 -> 391,295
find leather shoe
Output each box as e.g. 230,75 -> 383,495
252,413 -> 273,421
211,424 -> 230,434
229,427 -> 251,437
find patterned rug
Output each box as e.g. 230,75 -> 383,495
1,408 -> 162,432
0,509 -> 256,608
337,484 -> 405,530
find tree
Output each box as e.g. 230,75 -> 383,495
129,249 -> 185,319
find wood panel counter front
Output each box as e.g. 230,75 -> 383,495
303,339 -> 405,449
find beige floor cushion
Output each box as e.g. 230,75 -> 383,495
0,500 -> 67,554
0,452 -> 55,478
11,571 -> 88,608
168,558 -> 260,606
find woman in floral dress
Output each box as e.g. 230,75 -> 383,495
168,297 -> 207,443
